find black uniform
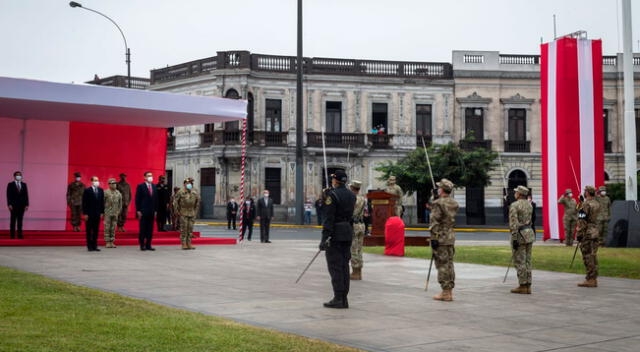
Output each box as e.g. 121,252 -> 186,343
156,182 -> 171,231
321,182 -> 356,307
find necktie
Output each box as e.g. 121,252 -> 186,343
148,184 -> 152,196
94,187 -> 98,197
16,182 -> 21,192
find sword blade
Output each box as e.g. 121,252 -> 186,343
295,249 -> 322,284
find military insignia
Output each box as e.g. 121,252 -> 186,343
325,197 -> 332,205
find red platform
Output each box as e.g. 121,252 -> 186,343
0,230 -> 236,247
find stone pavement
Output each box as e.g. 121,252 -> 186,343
1,240 -> 639,352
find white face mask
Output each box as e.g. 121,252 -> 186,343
75,177 -> 81,182
92,181 -> 100,187
601,191 -> 606,196
263,193 -> 269,198
15,175 -> 22,181
567,193 -> 572,198
146,176 -> 153,183
231,199 -> 235,203
185,183 -> 193,190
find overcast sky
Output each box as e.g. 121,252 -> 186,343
1,0 -> 639,83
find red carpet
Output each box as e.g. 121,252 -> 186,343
0,231 -> 236,246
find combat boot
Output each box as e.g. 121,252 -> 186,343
111,241 -> 117,248
323,295 -> 348,309
181,240 -> 188,250
187,239 -> 196,250
105,242 -> 112,248
433,289 -> 453,301
525,284 -> 532,294
510,285 -> 528,294
578,279 -> 598,287
350,267 -> 362,280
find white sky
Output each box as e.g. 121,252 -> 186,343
1,0 -> 639,83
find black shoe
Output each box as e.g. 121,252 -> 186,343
146,247 -> 156,251
94,248 -> 101,252
140,247 -> 146,251
323,296 -> 348,309
265,240 -> 272,243
88,248 -> 93,252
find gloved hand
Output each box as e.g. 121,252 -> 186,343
577,235 -> 583,242
430,239 -> 439,250
512,239 -> 519,250
319,240 -> 329,251
579,195 -> 585,203
432,188 -> 439,200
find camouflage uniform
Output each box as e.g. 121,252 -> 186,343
509,186 -> 536,288
578,190 -> 601,284
103,183 -> 123,245
430,180 -> 459,291
66,176 -> 84,228
558,190 -> 578,246
385,176 -> 404,217
116,177 -> 132,228
350,183 -> 366,271
595,188 -> 611,246
174,186 -> 200,249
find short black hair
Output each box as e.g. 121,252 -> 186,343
144,171 -> 152,177
13,171 -> 21,176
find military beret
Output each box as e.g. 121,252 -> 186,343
598,186 -> 607,191
514,185 -> 529,196
437,178 -> 454,192
350,180 -> 362,189
74,171 -> 81,177
119,173 -> 126,177
565,188 -> 572,194
331,170 -> 348,183
585,185 -> 596,193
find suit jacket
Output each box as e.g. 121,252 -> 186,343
242,200 -> 256,222
82,187 -> 105,217
227,201 -> 238,217
7,181 -> 29,207
135,183 -> 158,217
257,197 -> 274,219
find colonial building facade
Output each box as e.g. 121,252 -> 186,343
115,50 -> 640,224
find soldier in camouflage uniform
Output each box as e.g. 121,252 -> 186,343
385,176 -> 404,217
595,186 -> 611,247
558,188 -> 578,246
66,171 -> 84,232
174,178 -> 200,250
103,178 -> 123,248
116,173 -> 132,232
509,185 -> 536,294
430,179 -> 459,301
170,186 -> 181,230
577,185 -> 601,287
349,180 -> 366,280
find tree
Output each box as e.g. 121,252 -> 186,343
375,138 -> 498,196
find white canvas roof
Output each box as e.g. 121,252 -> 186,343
0,77 -> 246,127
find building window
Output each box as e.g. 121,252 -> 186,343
204,123 -> 214,133
266,99 -> 282,132
225,89 -> 240,131
265,168 -> 281,205
465,107 -> 484,139
636,109 -> 640,151
200,168 -> 216,218
416,104 -> 432,136
326,101 -> 342,133
372,103 -> 388,133
247,92 -> 254,132
508,109 -> 526,141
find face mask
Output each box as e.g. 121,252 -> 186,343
231,199 -> 235,203
109,183 -> 116,189
92,181 -> 100,187
567,193 -> 572,198
601,191 -> 606,196
75,177 -> 81,182
15,175 -> 22,181
264,193 -> 269,198
186,184 -> 193,190
146,176 -> 153,183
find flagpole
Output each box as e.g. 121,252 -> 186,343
621,0 -> 638,200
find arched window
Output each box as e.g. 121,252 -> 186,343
507,169 -> 528,190
225,89 -> 240,100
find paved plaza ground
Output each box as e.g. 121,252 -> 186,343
1,230 -> 639,352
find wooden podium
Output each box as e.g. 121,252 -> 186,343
366,190 -> 396,237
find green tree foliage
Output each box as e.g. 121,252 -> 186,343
375,139 -> 498,196
607,172 -> 640,201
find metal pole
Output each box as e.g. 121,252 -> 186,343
622,0 -> 637,200
553,14 -> 557,39
127,48 -> 131,88
294,0 -> 305,224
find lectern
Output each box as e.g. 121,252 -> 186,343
366,190 -> 396,237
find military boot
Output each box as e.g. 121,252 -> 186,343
350,267 -> 362,280
510,285 -> 528,294
323,295 -> 348,309
187,239 -> 196,250
105,241 -> 112,248
525,284 -> 532,294
181,240 -> 188,250
577,279 -> 598,287
433,289 -> 453,301
111,241 -> 117,248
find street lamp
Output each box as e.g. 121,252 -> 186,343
69,1 -> 131,88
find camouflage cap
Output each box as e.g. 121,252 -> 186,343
74,171 -> 81,177
598,186 -> 607,191
514,185 -> 529,196
436,178 -> 454,191
585,185 -> 596,193
388,176 -> 397,182
565,188 -> 572,194
350,180 -> 362,189
183,177 -> 194,184
107,178 -> 117,184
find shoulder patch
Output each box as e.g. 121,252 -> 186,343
325,197 -> 333,205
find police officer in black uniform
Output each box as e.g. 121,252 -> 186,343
320,170 -> 356,309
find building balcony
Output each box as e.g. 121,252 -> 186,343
504,140 -> 530,153
605,141 -> 612,153
369,134 -> 392,149
460,139 -> 492,151
307,132 -> 365,148
86,75 -> 150,90
416,135 -> 432,147
251,131 -> 288,147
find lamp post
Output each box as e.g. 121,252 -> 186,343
69,1 -> 131,88
294,0 -> 304,224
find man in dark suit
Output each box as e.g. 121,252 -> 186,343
82,176 -> 104,251
241,197 -> 256,241
136,171 -> 158,251
227,198 -> 238,230
6,171 -> 29,239
156,175 -> 171,232
257,189 -> 274,243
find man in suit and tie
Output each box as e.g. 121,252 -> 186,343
257,189 -> 274,243
136,171 -> 158,251
82,176 -> 104,251
6,171 -> 29,239
227,198 -> 238,230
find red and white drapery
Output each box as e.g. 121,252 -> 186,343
541,37 -> 604,241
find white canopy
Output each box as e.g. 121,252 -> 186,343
0,77 -> 246,127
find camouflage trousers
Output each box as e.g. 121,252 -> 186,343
580,238 -> 599,280
70,205 -> 82,227
563,218 -> 577,246
180,216 -> 195,241
394,205 -> 403,217
117,204 -> 129,227
104,215 -> 118,242
350,223 -> 365,269
434,245 -> 455,290
597,220 -> 609,246
513,242 -> 533,285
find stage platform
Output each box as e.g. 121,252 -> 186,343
0,230 -> 236,246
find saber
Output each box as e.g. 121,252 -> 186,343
425,252 -> 434,291
569,157 -> 581,193
321,127 -> 329,189
503,256 -> 513,283
498,153 -> 508,202
296,237 -> 330,283
421,136 -> 437,190
569,242 -> 580,268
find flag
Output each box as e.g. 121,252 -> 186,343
541,37 -> 604,241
